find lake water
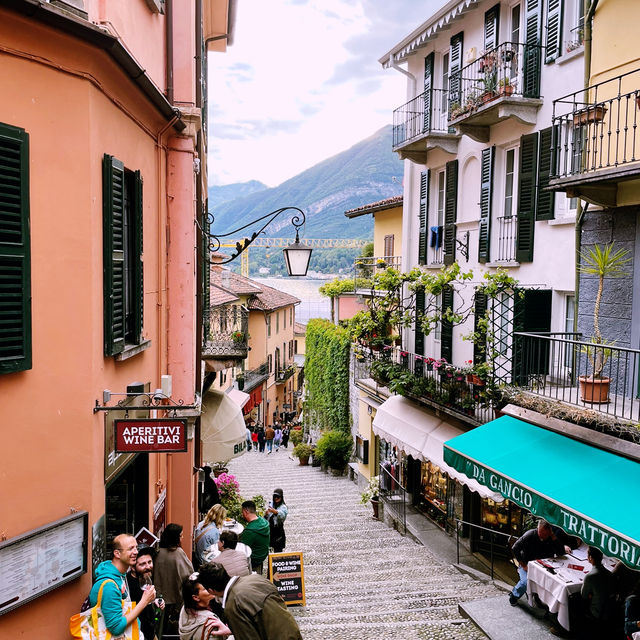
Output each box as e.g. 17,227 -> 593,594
253,277 -> 331,324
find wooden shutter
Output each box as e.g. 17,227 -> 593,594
423,52 -> 434,132
523,0 -> 542,97
545,0 -> 563,63
449,32 -> 464,112
440,286 -> 454,363
473,291 -> 488,364
414,288 -> 425,355
516,133 -> 538,262
443,160 -> 458,266
478,147 -> 495,264
0,123 -> 31,374
418,170 -> 429,265
484,4 -> 500,51
133,170 -> 144,343
103,154 -> 126,356
536,127 -> 555,220
384,235 -> 394,258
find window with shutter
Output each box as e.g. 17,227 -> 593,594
418,171 -> 429,265
478,147 -> 495,264
0,122 -> 31,374
484,4 -> 500,51
536,127 -> 555,220
103,154 -> 144,357
473,291 -> 488,364
448,32 -> 464,114
414,288 -> 425,355
440,286 -> 454,363
424,53 -> 434,133
516,133 -> 538,262
443,160 -> 458,265
523,0 -> 542,97
545,0 -> 563,62
383,235 -> 394,258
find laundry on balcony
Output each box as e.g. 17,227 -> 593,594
429,225 -> 443,249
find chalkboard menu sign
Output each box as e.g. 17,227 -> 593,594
268,551 -> 305,606
0,512 -> 88,616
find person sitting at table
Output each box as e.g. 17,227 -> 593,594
579,546 -> 614,637
623,581 -> 640,640
509,519 -> 571,606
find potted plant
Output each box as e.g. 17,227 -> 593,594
292,442 -> 313,466
359,475 -> 381,519
573,103 -> 608,126
232,330 -> 246,344
498,77 -> 514,97
314,430 -> 353,475
481,70 -> 498,102
578,243 -> 631,403
501,47 -> 516,64
236,373 -> 245,391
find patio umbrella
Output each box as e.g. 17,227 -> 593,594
201,390 -> 248,464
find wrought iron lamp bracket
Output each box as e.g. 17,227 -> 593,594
93,392 -> 198,416
456,231 -> 470,262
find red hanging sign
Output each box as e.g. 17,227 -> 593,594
114,419 -> 188,453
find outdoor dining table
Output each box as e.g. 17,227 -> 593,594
526,545 -> 617,631
202,520 -> 249,564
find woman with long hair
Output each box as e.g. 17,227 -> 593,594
194,503 -> 227,567
154,523 -> 194,636
178,573 -> 231,640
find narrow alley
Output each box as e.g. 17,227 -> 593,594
228,449 -> 501,639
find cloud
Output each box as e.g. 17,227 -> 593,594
211,119 -> 304,141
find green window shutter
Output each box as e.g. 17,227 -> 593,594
484,4 -> 500,51
516,133 -> 538,262
103,154 -> 126,356
423,52 -> 434,133
536,127 -> 555,220
441,286 -> 454,363
133,170 -> 144,343
418,170 -> 429,265
449,32 -> 464,112
443,159 -> 458,266
414,288 -> 425,355
545,0 -> 563,63
0,123 -> 31,374
523,0 -> 542,97
478,147 -> 495,264
473,290 -> 488,364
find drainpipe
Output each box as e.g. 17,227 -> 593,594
166,0 -> 174,104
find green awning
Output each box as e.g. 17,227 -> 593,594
443,415 -> 640,569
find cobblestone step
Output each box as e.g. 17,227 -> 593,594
227,452 -> 498,639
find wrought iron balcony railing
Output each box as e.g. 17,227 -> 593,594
243,361 -> 269,391
202,304 -> 249,359
393,88 -> 451,149
449,41 -> 543,122
551,68 -> 640,185
513,332 -> 640,424
275,363 -> 296,384
495,215 -> 518,262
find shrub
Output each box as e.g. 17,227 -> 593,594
292,442 -> 313,459
314,430 -> 353,469
290,429 -> 303,446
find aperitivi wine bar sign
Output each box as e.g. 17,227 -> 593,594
114,418 -> 188,453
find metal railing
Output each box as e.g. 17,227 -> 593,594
449,41 -> 543,120
551,67 -> 640,180
393,88 -> 451,149
380,464 -> 407,534
202,305 -> 248,358
244,361 -> 269,391
455,519 -> 514,581
513,332 -> 640,423
495,215 -> 518,262
275,363 -> 296,384
354,256 -> 401,290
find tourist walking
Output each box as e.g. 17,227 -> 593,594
265,488 -> 288,553
281,425 -> 290,449
257,426 -> 266,453
265,425 -> 275,454
251,428 -> 258,451
274,425 -> 283,452
246,426 -> 252,452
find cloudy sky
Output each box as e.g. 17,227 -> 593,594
207,0 -> 446,188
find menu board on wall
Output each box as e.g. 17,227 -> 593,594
0,512 -> 88,616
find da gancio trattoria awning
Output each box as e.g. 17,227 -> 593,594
443,415 -> 640,569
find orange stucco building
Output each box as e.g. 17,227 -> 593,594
0,0 -> 234,635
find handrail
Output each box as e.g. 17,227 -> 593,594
454,518 -> 513,581
379,464 -> 407,534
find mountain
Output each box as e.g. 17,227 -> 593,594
208,125 -> 403,240
208,180 -> 268,209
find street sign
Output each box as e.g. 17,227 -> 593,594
134,526 -> 159,548
114,419 -> 187,453
268,551 -> 305,606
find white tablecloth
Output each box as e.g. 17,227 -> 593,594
526,546 -> 616,630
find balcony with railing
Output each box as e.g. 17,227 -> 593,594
392,88 -> 460,163
275,363 -> 296,384
353,256 -> 402,294
448,41 -> 543,142
550,67 -> 640,207
243,361 -> 269,392
512,332 -> 640,426
353,346 -> 495,425
202,304 -> 249,360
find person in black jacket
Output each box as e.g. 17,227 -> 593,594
509,519 -> 571,606
126,546 -> 164,640
200,466 -> 221,515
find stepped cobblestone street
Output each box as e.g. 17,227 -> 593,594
228,448 -> 500,639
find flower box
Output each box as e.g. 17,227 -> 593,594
573,105 -> 607,126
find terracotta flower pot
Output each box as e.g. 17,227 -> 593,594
579,376 -> 611,404
298,455 -> 309,466
371,497 -> 380,519
573,105 -> 607,126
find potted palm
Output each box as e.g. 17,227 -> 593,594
359,475 -> 381,519
578,243 -> 631,403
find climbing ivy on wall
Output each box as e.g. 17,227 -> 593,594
305,319 -> 351,434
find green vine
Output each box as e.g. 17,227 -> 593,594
305,319 -> 351,434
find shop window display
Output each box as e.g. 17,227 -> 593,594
420,461 -> 448,527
